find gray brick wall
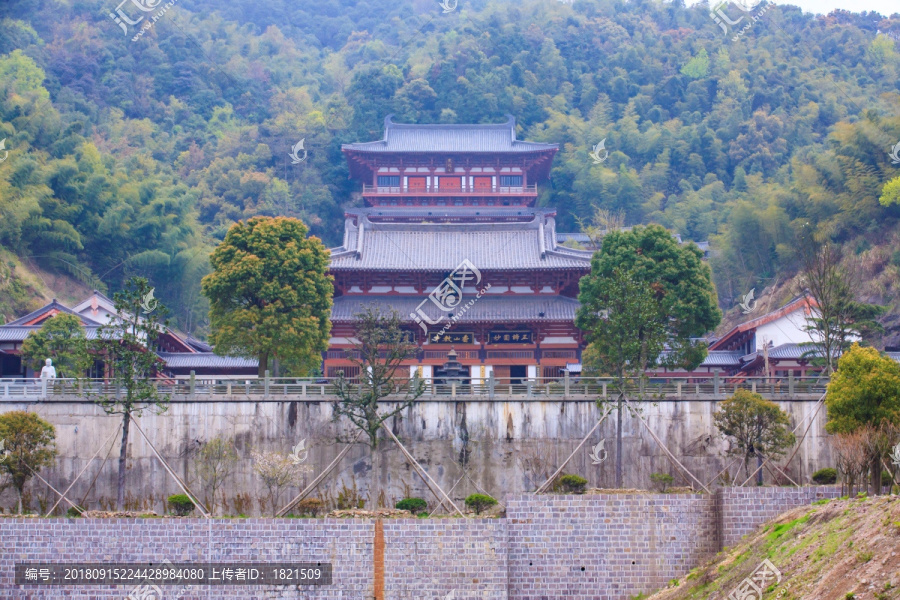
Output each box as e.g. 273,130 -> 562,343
506,494 -> 719,600
383,519 -> 507,600
0,518 -> 373,599
0,488 -> 844,600
717,486 -> 841,548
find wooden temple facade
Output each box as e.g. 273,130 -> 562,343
327,116 -> 594,382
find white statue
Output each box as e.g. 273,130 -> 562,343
39,358 -> 57,379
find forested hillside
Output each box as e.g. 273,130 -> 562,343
1,0 -> 899,337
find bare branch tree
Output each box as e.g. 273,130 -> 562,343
251,450 -> 302,516
331,306 -> 425,449
193,436 -> 238,515
797,230 -> 883,374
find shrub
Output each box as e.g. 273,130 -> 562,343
559,474 -> 587,494
167,494 -> 196,516
881,470 -> 893,488
65,506 -> 83,518
395,497 -> 428,512
812,468 -> 838,484
650,472 -> 675,492
464,493 -> 497,515
297,498 -> 324,517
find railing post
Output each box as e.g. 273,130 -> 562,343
713,372 -> 720,397
564,371 -> 570,397
526,380 -> 532,398
301,383 -> 307,398
676,382 -> 682,399
451,382 -> 457,398
488,371 -> 495,400
602,382 -> 607,399
78,378 -> 84,398
751,381 -> 756,393
264,369 -> 270,397
41,378 -> 47,399
227,382 -> 232,396
189,371 -> 196,398
789,371 -> 795,396
3,383 -> 8,398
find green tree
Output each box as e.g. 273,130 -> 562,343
680,48 -> 709,79
578,224 -> 720,371
202,217 -> 333,377
576,226 -> 721,487
826,345 -> 900,494
0,410 -> 57,514
879,176 -> 900,207
332,306 -> 425,448
93,277 -> 170,510
713,390 -> 796,485
577,267 -> 667,487
20,313 -> 92,378
826,344 -> 900,433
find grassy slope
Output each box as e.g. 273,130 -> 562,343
648,496 -> 900,600
0,249 -> 93,324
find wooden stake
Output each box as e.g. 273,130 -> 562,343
624,398 -> 711,494
740,392 -> 826,487
131,418 -> 210,518
46,423 -> 122,516
381,422 -> 465,517
535,406 -> 613,494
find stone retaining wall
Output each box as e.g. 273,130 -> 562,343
717,486 -> 841,548
0,488 -> 838,599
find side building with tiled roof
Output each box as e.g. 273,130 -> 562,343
329,116 -> 593,383
0,292 -> 256,379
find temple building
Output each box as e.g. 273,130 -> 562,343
0,291 -> 257,379
326,116 -> 594,382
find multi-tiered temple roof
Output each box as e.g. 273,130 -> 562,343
327,116 -> 592,382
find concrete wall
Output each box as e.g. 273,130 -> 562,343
0,398 -> 831,515
0,489 -> 838,599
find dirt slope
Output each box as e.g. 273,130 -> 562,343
648,495 -> 900,600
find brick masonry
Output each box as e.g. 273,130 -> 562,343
717,486 -> 842,548
506,494 -> 719,600
0,487 -> 840,599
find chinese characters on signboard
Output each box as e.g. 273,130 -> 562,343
429,332 -> 475,344
489,331 -> 533,344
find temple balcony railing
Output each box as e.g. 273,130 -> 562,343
0,374 -> 828,401
361,184 -> 538,196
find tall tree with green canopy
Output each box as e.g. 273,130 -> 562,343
0,410 -> 58,514
826,344 -> 900,493
201,217 -> 333,377
576,225 -> 721,487
20,312 -> 92,378
577,224 -> 721,371
93,276 -> 171,510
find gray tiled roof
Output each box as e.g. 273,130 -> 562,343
3,300 -> 103,327
342,115 -> 557,154
0,326 -> 103,341
700,351 -> 743,367
330,213 -> 593,271
157,352 -> 258,369
331,295 -> 580,323
352,207 -> 547,220
764,343 -> 826,360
